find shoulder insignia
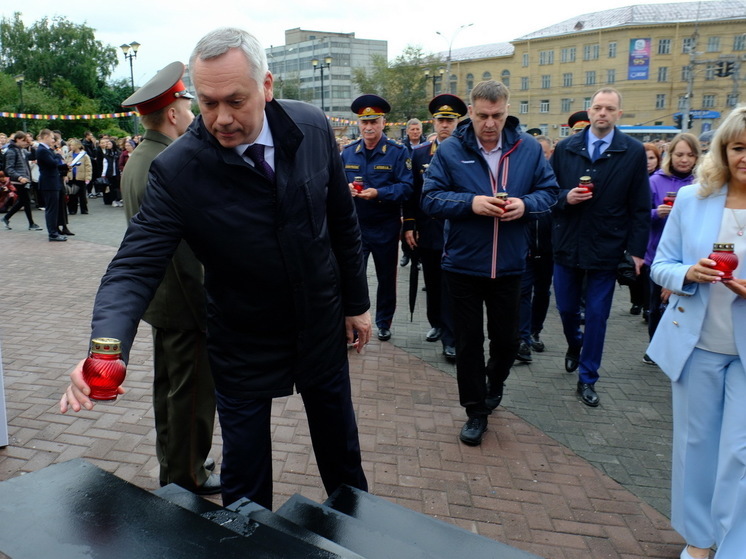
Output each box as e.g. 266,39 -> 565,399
382,144 -> 387,154
406,158 -> 412,171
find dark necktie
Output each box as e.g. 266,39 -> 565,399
244,143 -> 275,182
591,139 -> 605,162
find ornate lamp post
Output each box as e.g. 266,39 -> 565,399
14,74 -> 26,132
120,41 -> 141,135
311,56 -> 332,113
424,68 -> 445,97
436,23 -> 473,78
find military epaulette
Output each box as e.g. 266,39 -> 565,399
413,141 -> 433,152
344,139 -> 362,150
386,138 -> 406,149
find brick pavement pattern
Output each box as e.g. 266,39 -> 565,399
0,204 -> 685,558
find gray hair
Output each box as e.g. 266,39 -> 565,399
190,27 -> 268,84
470,80 -> 510,106
406,118 -> 422,128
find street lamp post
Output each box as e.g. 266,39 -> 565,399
14,74 -> 26,132
120,41 -> 141,135
436,23 -> 473,89
311,56 -> 332,113
424,68 -> 445,97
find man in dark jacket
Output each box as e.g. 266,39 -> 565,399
61,27 -> 371,510
551,87 -> 650,407
120,61 -> 219,495
2,131 -> 42,231
422,80 -> 558,446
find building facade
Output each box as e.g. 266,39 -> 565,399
266,28 -> 387,126
442,1 -> 746,139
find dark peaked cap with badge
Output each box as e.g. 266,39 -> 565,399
567,110 -> 590,131
429,94 -> 467,119
121,61 -> 194,115
525,128 -> 542,136
351,94 -> 391,120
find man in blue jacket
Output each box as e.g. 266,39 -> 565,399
422,80 -> 558,446
551,87 -> 650,407
60,27 -> 371,510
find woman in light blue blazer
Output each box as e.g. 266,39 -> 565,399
648,105 -> 746,559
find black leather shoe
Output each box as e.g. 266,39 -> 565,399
400,254 -> 410,267
377,328 -> 391,341
485,382 -> 503,411
205,457 -> 216,471
426,327 -> 442,342
29,223 -> 42,231
516,341 -> 532,363
565,346 -> 581,373
193,473 -> 221,495
49,235 -> 67,242
630,304 -> 642,315
2,217 -> 11,230
60,228 -> 75,236
442,345 -> 456,362
530,332 -> 545,352
577,382 -> 599,407
459,416 -> 487,446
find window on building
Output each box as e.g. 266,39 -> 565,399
466,73 -> 474,95
449,74 -> 457,94
540,100 -> 550,113
563,72 -> 573,87
727,93 -> 739,107
585,71 -> 596,85
541,75 -> 551,88
539,50 -> 554,65
678,95 -> 688,110
682,37 -> 695,54
607,69 -> 616,84
682,66 -> 692,81
561,47 -> 576,63
735,34 -> 746,51
583,44 -> 599,60
501,70 -> 510,88
522,53 -> 529,67
561,98 -> 572,113
658,66 -> 669,82
521,76 -> 529,90
702,94 -> 716,109
608,42 -> 617,58
483,71 -> 492,81
658,39 -> 671,55
520,100 -> 529,114
707,37 -> 720,52
583,97 -> 592,110
705,63 -> 716,80
655,94 -> 666,109
560,127 -> 571,138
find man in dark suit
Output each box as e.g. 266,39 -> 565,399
35,129 -> 67,242
120,62 -> 219,495
61,27 -> 371,510
402,94 -> 467,361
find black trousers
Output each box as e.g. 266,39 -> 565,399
66,180 -> 88,214
4,186 -> 35,226
446,271 -> 521,417
41,190 -> 59,237
215,361 -> 367,510
419,246 -> 455,346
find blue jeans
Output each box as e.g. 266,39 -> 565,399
553,264 -> 616,384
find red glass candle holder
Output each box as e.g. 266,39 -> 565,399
352,176 -> 364,192
82,338 -> 126,401
663,192 -> 677,206
579,176 -> 594,193
709,243 -> 738,280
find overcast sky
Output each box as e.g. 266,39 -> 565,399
4,0 -> 693,85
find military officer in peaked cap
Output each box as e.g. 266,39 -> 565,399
567,110 -> 590,134
402,94 -> 467,361
341,94 -> 413,342
526,128 -> 542,137
120,61 -> 221,495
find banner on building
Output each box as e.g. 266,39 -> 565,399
628,38 -> 651,80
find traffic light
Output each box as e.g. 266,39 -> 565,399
715,61 -> 725,77
673,114 -> 683,128
687,114 -> 694,129
723,61 -> 735,77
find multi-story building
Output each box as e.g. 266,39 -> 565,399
266,28 -> 387,126
442,1 -> 746,139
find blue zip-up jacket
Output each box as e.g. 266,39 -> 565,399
421,116 -> 558,278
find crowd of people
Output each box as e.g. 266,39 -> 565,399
0,129 -> 142,240
0,24 -> 732,558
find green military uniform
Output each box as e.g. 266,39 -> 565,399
121,64 -> 216,492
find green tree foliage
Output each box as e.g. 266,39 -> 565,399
352,46 -> 444,124
0,12 -> 118,98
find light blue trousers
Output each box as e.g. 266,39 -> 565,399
671,348 -> 746,558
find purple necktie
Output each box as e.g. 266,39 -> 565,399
244,143 -> 275,182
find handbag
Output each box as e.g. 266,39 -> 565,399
65,182 -> 80,196
94,177 -> 110,189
